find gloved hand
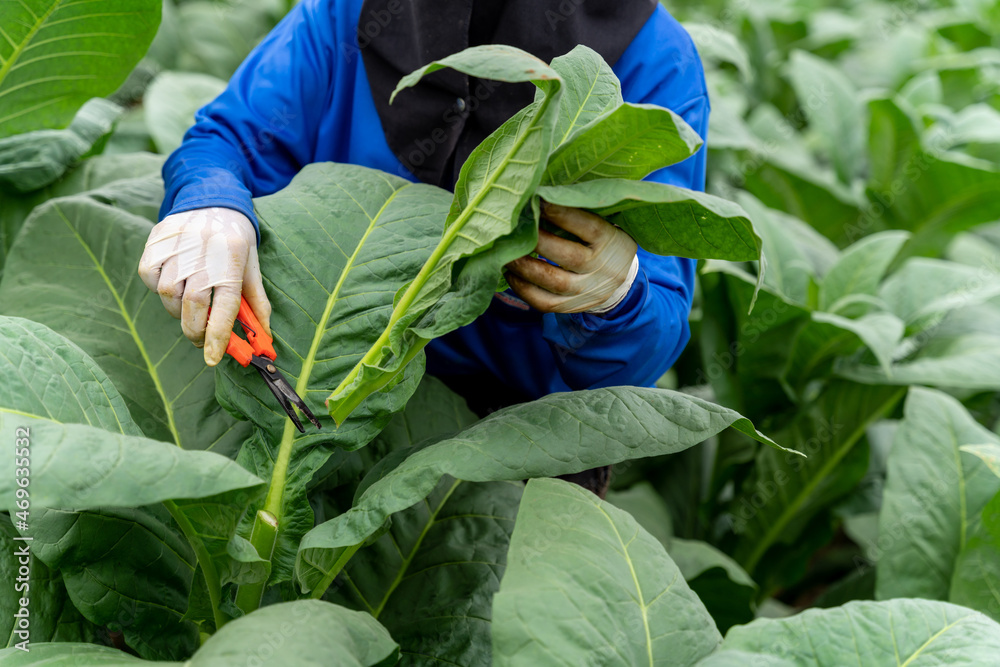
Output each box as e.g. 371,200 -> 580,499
138,207 -> 271,366
505,202 -> 639,314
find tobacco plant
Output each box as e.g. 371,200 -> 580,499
4,0 -> 1000,664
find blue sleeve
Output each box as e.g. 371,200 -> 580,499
158,0 -> 336,241
540,12 -> 708,390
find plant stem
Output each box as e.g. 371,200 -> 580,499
329,339 -> 430,425
235,510 -> 279,615
164,500 -> 226,631
329,88 -> 560,418
309,543 -> 363,600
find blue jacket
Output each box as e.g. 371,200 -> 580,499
160,0 -> 709,400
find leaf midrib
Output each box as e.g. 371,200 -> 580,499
371,478 -> 462,619
54,203 -> 181,445
556,64 -> 603,147
597,503 -> 654,667
898,617 -> 961,666
262,182 -> 405,519
0,0 -> 64,91
742,387 -> 905,572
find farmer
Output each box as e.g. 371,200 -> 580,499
138,0 -> 708,437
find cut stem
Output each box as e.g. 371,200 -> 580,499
234,510 -> 279,615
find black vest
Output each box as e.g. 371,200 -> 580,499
360,0 -> 658,190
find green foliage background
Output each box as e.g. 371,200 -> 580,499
3,0 -> 1000,664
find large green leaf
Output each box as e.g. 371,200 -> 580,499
326,45 -> 563,424
543,102 -> 702,184
0,316 -> 253,652
215,162 -> 450,585
669,539 -> 758,633
0,417 -> 262,511
878,257 -> 1000,331
816,231 -> 908,315
492,478 -> 721,666
838,330 -> 1000,390
27,506 -> 199,660
144,71 -> 227,154
0,316 -> 138,432
786,50 -> 865,183
736,192 -> 838,306
0,516 -> 100,649
703,599 -> 1000,665
0,196 -> 248,452
298,386 -> 787,593
0,644 -> 180,666
782,311 -> 905,393
0,0 -> 161,137
607,483 -> 757,633
543,45 -> 622,150
323,377 -> 517,667
866,97 -> 1000,257
0,601 -> 399,666
741,154 -> 863,247
331,480 -> 523,667
309,375 -> 479,513
697,263 -> 811,416
876,387 -> 1000,601
190,600 -> 399,666
0,314 -> 262,638
536,180 -> 762,261
729,381 -> 906,583
174,0 -> 287,80
950,491 -> 1000,621
0,151 -> 163,282
0,98 -> 123,193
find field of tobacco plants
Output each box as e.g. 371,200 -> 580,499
2,0 -> 1000,664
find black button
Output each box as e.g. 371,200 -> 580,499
455,97 -> 467,112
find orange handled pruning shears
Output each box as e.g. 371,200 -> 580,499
225,295 -> 321,433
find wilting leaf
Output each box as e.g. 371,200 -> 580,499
492,479 -> 721,666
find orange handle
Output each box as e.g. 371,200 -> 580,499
224,296 -> 276,366
226,333 -> 255,367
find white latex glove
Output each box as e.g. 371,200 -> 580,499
505,202 -> 639,314
138,207 -> 271,366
